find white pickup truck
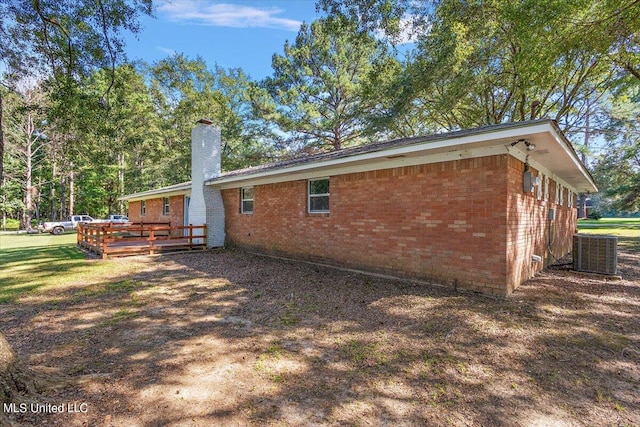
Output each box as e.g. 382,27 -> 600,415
91,215 -> 130,224
103,214 -> 129,223
39,215 -> 95,235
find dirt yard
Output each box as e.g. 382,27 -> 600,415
1,245 -> 639,426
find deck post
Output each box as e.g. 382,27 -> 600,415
149,229 -> 155,255
77,222 -> 207,257
101,226 -> 108,259
203,224 -> 207,247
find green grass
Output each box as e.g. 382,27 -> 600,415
1,218 -> 637,304
577,218 -> 640,251
0,231 -> 77,249
0,232 -> 113,303
578,218 -> 640,227
577,218 -> 640,235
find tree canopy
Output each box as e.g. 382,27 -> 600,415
261,14 -> 392,151
317,0 -> 640,210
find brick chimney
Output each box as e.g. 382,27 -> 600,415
189,119 -> 225,247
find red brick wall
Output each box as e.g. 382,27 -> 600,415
506,157 -> 577,293
128,200 -> 142,223
223,155 -> 515,295
223,154 -> 578,295
126,196 -> 185,235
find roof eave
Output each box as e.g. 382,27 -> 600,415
118,181 -> 192,202
548,121 -> 598,193
206,120 -> 597,193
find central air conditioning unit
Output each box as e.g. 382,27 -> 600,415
573,234 -> 618,275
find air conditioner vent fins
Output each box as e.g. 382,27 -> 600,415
573,234 -> 618,275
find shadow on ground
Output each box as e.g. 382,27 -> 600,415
1,245 -> 639,426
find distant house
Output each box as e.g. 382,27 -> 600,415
120,119 -> 597,296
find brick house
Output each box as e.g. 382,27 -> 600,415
124,181 -> 191,226
120,119 -> 597,296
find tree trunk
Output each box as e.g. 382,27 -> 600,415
36,176 -> 42,223
60,175 -> 67,219
24,112 -> 35,231
1,330 -> 37,426
69,165 -> 75,216
0,90 -> 4,194
1,329 -> 93,427
118,152 -> 125,214
1,175 -> 6,231
50,159 -> 57,221
578,99 -> 591,218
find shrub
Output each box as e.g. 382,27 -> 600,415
588,211 -> 602,220
2,218 -> 20,231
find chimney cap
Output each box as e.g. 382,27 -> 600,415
197,118 -> 213,125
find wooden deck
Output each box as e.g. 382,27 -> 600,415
77,222 -> 207,259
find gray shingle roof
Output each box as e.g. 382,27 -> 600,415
209,119 -> 559,183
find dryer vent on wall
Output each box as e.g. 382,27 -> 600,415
573,234 -> 618,275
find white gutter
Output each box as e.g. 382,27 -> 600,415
118,181 -> 192,202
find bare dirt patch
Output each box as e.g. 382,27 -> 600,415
1,246 -> 639,426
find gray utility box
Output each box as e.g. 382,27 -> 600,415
573,234 -> 618,275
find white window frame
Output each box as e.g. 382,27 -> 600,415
163,197 -> 170,215
557,183 -> 564,206
308,178 -> 330,213
241,187 -> 254,214
568,190 -> 574,208
537,173 -> 543,201
140,200 -> 146,216
544,176 -> 550,202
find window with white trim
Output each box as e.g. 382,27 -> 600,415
544,176 -> 550,202
558,183 -> 564,206
568,190 -> 574,208
308,178 -> 330,213
140,200 -> 146,216
163,197 -> 170,215
537,173 -> 543,200
241,187 -> 254,214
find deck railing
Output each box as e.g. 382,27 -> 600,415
77,222 -> 207,259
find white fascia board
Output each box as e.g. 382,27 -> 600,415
210,123 -> 554,189
208,121 -> 597,194
506,125 -> 597,194
213,145 -> 509,190
548,125 -> 598,192
119,184 -> 191,202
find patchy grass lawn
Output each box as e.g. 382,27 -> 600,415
0,231 -> 78,249
578,218 -> 640,252
0,233 -> 134,303
578,218 -> 640,225
0,232 -> 639,426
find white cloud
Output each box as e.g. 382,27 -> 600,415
157,0 -> 302,31
375,14 -> 423,45
156,46 -> 177,55
395,16 -> 421,44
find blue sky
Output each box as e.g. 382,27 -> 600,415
124,0 -> 321,80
